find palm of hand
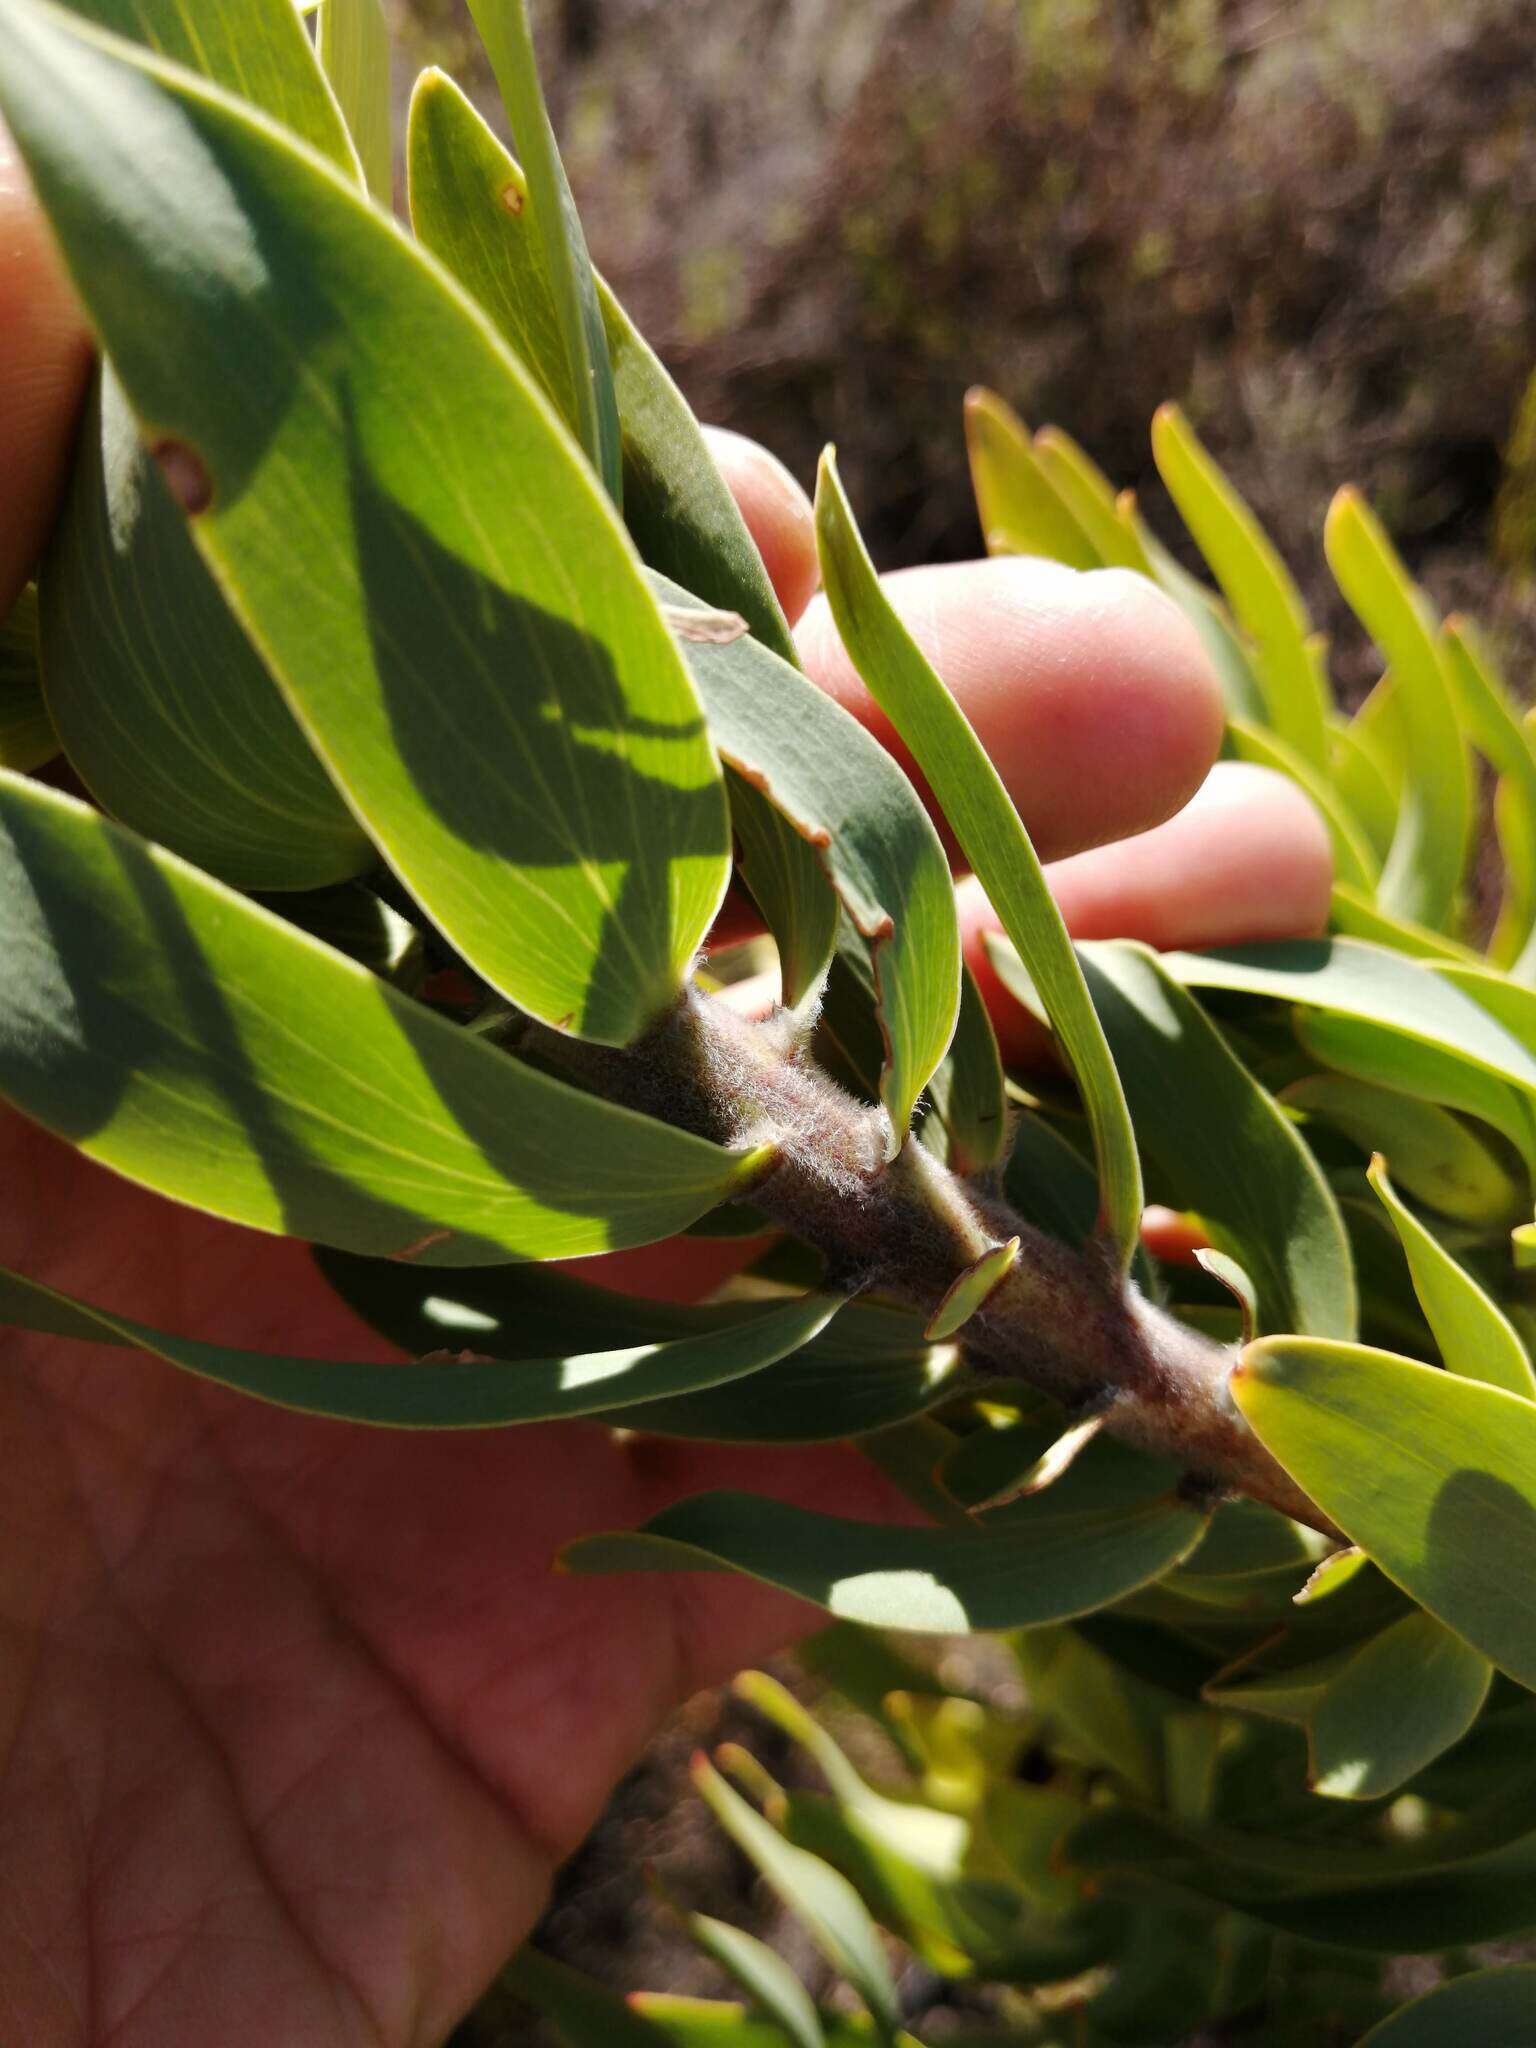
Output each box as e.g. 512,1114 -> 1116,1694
0,1110 -> 881,2047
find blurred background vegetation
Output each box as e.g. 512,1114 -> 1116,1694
395,0 -> 1536,2034
398,0 -> 1536,699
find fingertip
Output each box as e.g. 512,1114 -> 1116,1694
0,120 -> 92,615
797,556 -> 1225,863
703,424 -> 820,628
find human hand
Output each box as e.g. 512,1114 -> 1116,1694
0,127 -> 1330,2047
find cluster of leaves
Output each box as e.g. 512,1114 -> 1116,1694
4,2 -> 1536,2041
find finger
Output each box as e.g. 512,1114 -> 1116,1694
962,760 -> 1334,1063
0,120 -> 92,616
703,424 -> 820,628
796,555 -> 1225,864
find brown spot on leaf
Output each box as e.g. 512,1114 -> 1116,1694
391,1227 -> 453,1262
499,181 -> 525,215
152,438 -> 213,515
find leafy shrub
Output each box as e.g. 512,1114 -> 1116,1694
4,3 -> 1536,2044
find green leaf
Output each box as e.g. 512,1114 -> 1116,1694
60,0 -> 358,168
42,367 -> 372,890
925,1236 -> 1020,1342
564,1484 -> 1208,1634
1327,881 -> 1476,964
1283,1072 -> 1526,1228
317,0 -> 391,201
674,1914 -> 824,2048
0,1263 -> 844,1427
463,0 -> 622,502
1234,1334 -> 1536,1687
1324,489 -> 1471,931
1074,942 -> 1354,1338
920,963 -> 1007,1176
654,573 -> 957,1058
1140,532 -> 1268,725
1151,404 -> 1328,770
0,2 -> 731,1045
503,1952 -> 782,2048
962,388 -> 1098,570
1329,719 -> 1398,862
37,0 -> 372,891
1031,425 -> 1153,574
691,1756 -> 902,2044
1440,618 -> 1536,972
815,450 -> 1141,1264
317,1250 -> 962,1442
0,589 -> 58,772
1164,939 -> 1536,1164
1367,1157 -> 1536,1398
406,70 -> 797,666
0,771 -> 764,1262
1308,1609 -> 1492,1801
1357,1968 -> 1536,2045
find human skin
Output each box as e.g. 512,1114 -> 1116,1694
0,126 -> 1332,2047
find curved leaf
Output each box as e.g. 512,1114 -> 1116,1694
0,771 -> 764,1262
1441,619 -> 1536,973
673,1913 -> 824,2048
0,589 -> 58,772
1075,941 -> 1355,1338
564,1486 -> 1208,1634
815,450 -> 1141,1262
1367,1157 -> 1536,1398
655,573 -> 957,1047
0,1264 -> 842,1426
921,962 -> 1007,1176
1234,1334 -> 1536,1687
43,367 -> 373,889
963,388 -> 1098,570
1283,1073 -> 1526,1228
406,70 -> 796,666
1358,1969 -> 1536,2046
1324,489 -> 1470,930
317,0 -> 391,201
463,0 -> 621,501
0,3 -> 731,1044
690,1757 -> 902,2044
1152,404 -> 1328,769
1308,1609 -> 1492,1802
60,0 -> 357,166
1031,426 -> 1154,573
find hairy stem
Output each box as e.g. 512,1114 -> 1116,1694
518,990 -> 1335,1537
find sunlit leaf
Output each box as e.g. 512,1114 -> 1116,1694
925,1237 -> 1020,1341
564,1484 -> 1208,1634
1283,1072 -> 1526,1228
0,1263 -> 843,1426
0,589 -> 58,773
1152,404 -> 1328,769
1234,1334 -> 1536,1687
672,1910 -> 825,2048
1441,618 -> 1536,974
43,368 -> 373,890
1324,489 -> 1470,931
407,69 -> 797,665
1308,1609 -> 1492,1801
317,0 -> 391,201
1032,425 -> 1154,574
0,772 -> 764,1262
1367,1156 -> 1536,1398
962,388 -> 1097,570
816,450 -> 1141,1263
462,0 -> 622,499
691,1756 -> 902,2043
0,2 -> 731,1044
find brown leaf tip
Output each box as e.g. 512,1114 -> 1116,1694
152,438 -> 214,515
